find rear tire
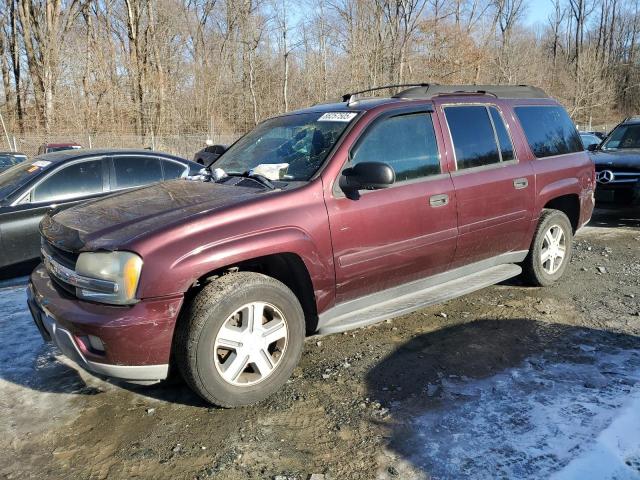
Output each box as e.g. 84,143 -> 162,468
175,272 -> 305,407
521,209 -> 573,287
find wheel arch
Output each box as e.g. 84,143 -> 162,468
537,178 -> 581,232
543,194 -> 580,232
183,252 -> 320,335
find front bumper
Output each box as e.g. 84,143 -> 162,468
28,264 -> 184,383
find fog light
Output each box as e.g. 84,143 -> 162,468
87,335 -> 105,352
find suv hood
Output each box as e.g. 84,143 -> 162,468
590,150 -> 640,170
41,180 -> 268,252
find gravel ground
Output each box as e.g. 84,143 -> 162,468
1,206 -> 639,480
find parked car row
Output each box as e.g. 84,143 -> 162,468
26,84 -> 596,407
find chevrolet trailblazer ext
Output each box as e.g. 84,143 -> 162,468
28,84 -> 595,407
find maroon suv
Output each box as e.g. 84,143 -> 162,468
28,84 -> 595,407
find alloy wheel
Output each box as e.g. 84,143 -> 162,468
213,302 -> 288,386
540,224 -> 566,275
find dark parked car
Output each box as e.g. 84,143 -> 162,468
589,116 -> 640,204
28,84 -> 594,407
579,132 -> 602,150
37,142 -> 82,155
580,130 -> 607,143
0,149 -> 200,276
0,152 -> 27,172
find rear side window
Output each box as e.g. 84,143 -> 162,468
32,160 -> 104,203
444,106 -> 501,169
113,156 -> 163,189
350,113 -> 441,182
514,106 -> 582,158
162,160 -> 187,180
489,107 -> 515,162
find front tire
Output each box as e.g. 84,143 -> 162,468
522,209 -> 573,287
175,272 -> 305,407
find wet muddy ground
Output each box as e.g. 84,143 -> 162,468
1,207 -> 639,480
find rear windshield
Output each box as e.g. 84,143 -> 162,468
0,160 -> 51,201
514,106 -> 583,158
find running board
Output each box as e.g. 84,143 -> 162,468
317,263 -> 522,335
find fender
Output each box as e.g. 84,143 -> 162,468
535,177 -> 581,220
137,226 -> 335,312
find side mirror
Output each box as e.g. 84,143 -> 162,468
340,161 -> 395,195
587,143 -> 599,151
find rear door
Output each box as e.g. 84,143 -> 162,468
0,157 -> 108,269
325,108 -> 458,303
437,102 -> 534,267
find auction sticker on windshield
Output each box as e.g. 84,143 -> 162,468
318,112 -> 358,122
32,161 -> 51,168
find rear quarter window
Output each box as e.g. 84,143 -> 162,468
514,106 -> 583,158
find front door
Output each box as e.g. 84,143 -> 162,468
324,110 -> 458,304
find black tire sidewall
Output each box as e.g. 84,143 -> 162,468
191,277 -> 304,406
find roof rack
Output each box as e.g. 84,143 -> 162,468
392,84 -> 549,99
342,83 -> 430,103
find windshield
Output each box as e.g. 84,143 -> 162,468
0,154 -> 25,169
215,111 -> 357,181
0,160 -> 51,201
602,124 -> 640,150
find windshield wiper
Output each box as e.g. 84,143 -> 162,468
227,172 -> 276,190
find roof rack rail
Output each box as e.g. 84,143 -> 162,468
342,83 -> 430,103
392,84 -> 549,100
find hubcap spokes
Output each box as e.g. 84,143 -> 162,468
214,302 -> 288,386
540,224 -> 566,274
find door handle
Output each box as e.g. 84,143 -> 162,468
429,193 -> 449,207
513,178 -> 529,189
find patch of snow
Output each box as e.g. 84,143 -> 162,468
406,346 -> 640,479
552,390 -> 640,479
0,283 -> 86,436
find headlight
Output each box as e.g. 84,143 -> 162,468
75,251 -> 143,305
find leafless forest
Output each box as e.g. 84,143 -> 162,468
0,0 -> 639,152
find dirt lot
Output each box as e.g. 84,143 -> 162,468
1,207 -> 639,480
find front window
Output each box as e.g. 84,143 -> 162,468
601,124 -> 640,150
215,112 -> 357,181
32,160 -> 104,203
350,113 -> 441,181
